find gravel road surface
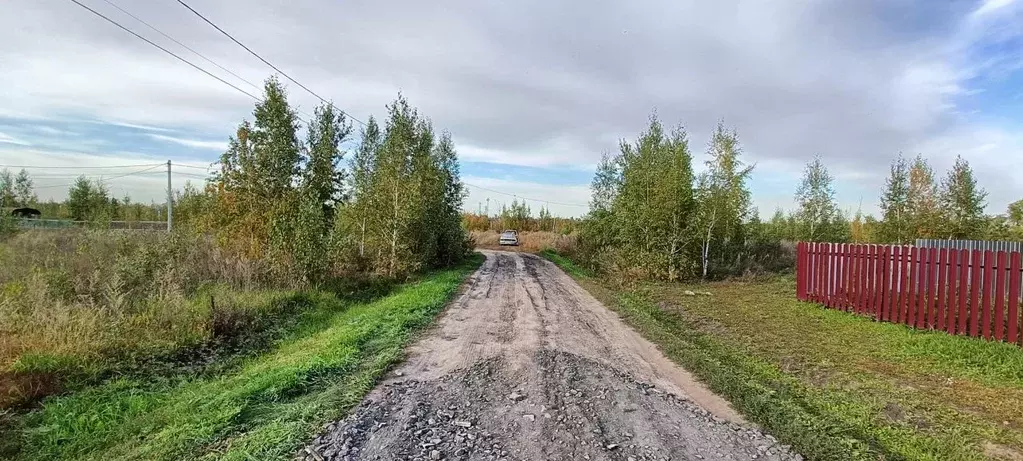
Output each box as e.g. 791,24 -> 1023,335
301,251 -> 798,461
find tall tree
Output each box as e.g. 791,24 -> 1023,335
877,155 -> 911,243
250,77 -> 302,202
589,151 -> 621,213
614,114 -> 696,280
345,116 -> 381,258
694,122 -> 753,279
0,169 -> 14,208
304,102 -> 352,224
907,155 -> 940,239
939,155 -> 987,239
66,176 -> 109,221
13,169 -> 35,207
794,156 -> 839,241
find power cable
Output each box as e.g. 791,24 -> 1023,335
463,182 -> 588,208
0,162 -> 163,169
33,164 -> 166,189
174,0 -> 367,127
174,163 -> 214,170
67,0 -> 262,103
98,0 -> 261,93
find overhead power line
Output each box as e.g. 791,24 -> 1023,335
174,163 -> 214,170
0,162 -> 164,169
174,0 -> 367,127
91,0 -> 316,123
67,0 -> 261,102
33,164 -> 166,189
98,0 -> 262,93
463,182 -> 588,208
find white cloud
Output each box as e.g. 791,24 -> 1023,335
149,134 -> 226,150
0,132 -> 30,146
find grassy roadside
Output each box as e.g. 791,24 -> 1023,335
4,254 -> 483,461
541,250 -> 1023,461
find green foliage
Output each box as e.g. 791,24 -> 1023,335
499,199 -> 531,231
65,176 -> 112,222
906,155 -> 941,239
939,155 -> 987,240
0,169 -> 14,208
794,156 -> 845,242
581,115 -> 787,280
13,169 -> 35,207
334,96 -> 470,277
877,155 -> 911,244
304,102 -> 352,225
695,122 -> 754,279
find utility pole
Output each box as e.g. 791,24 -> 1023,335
166,160 -> 173,232
486,197 -> 490,217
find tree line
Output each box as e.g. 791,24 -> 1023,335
765,153 -> 1014,244
4,78 -> 472,284
578,114 -> 1018,282
461,198 -> 578,234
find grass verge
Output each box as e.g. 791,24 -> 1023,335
542,251 -> 1023,461
3,254 -> 483,461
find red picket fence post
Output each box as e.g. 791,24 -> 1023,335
936,248 -> 949,332
957,249 -> 970,335
995,251 -> 1007,342
1009,252 -> 1021,345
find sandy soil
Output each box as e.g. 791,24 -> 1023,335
301,251 -> 798,461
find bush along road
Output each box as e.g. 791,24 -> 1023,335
303,251 -> 797,461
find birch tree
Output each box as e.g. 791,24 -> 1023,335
794,156 -> 838,241
695,122 -> 752,279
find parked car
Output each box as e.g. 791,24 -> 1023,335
499,230 -> 519,246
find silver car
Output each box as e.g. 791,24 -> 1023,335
499,230 -> 519,246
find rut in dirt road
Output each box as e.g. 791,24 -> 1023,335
301,251 -> 798,461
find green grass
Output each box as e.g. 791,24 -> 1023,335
542,252 -> 1023,461
4,254 -> 482,461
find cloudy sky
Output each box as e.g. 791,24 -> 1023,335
1,0 -> 1022,217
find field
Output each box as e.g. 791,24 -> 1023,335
543,250 -> 1023,460
470,230 -> 577,253
0,229 -> 482,460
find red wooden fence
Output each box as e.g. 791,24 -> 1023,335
796,242 -> 1023,346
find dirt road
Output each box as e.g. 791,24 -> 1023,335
302,251 -> 797,461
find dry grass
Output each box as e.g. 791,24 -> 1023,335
0,229 -> 277,407
471,230 -> 577,254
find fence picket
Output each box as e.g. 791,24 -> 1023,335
914,248 -> 928,329
1009,252 -> 1021,345
958,249 -> 970,335
969,250 -> 983,337
816,243 -> 825,303
925,248 -> 938,329
878,245 -> 890,320
936,248 -> 949,332
859,244 -> 869,314
901,246 -> 913,324
995,251 -> 1007,341
982,251 -> 995,340
907,247 -> 919,327
867,245 -> 877,317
